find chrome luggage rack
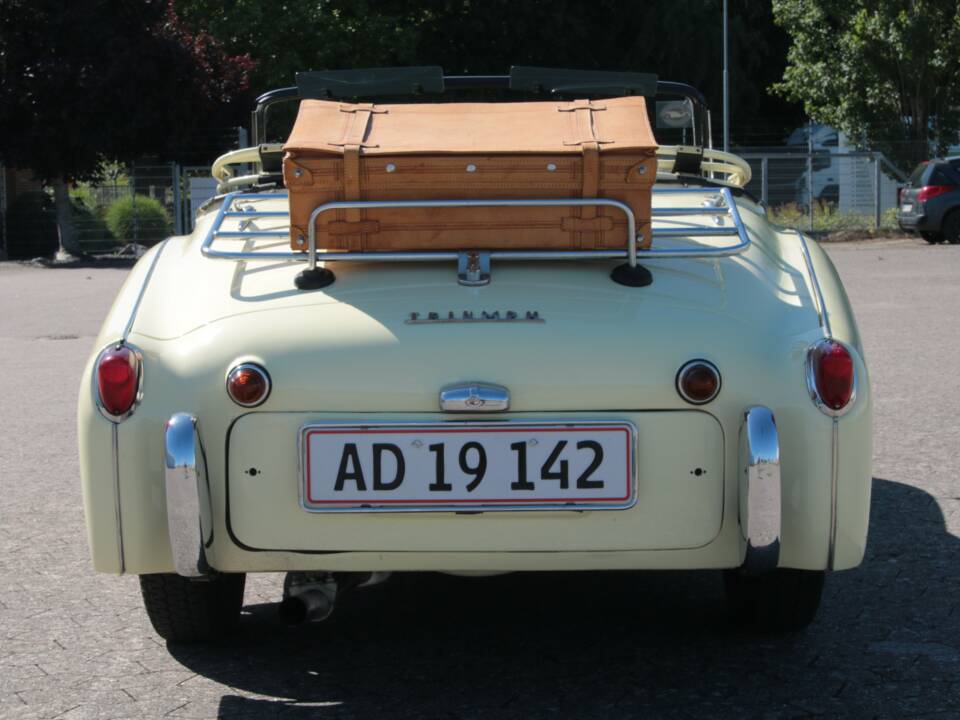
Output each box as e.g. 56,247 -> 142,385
201,185 -> 750,288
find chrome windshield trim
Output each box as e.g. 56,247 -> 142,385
439,382 -> 510,412
164,413 -> 213,577
739,406 -> 781,573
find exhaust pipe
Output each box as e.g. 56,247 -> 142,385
278,588 -> 334,625
278,571 -> 391,625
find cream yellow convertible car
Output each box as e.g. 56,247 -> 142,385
79,69 -> 871,643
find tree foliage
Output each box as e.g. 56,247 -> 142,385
772,0 -> 960,170
175,0 -> 802,142
0,0 -> 254,182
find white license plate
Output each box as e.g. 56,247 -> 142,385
300,422 -> 635,512
901,203 -> 913,213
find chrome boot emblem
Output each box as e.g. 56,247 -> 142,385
439,382 -> 510,413
406,310 -> 543,324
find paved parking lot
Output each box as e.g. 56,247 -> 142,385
1,237 -> 959,719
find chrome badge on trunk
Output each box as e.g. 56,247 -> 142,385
406,310 -> 544,324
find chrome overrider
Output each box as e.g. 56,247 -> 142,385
738,406 -> 782,573
164,413 -> 214,577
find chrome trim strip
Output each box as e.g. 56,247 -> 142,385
795,229 -> 832,337
739,406 -> 781,573
200,187 -> 753,267
797,231 -> 848,568
122,239 -> 169,341
439,382 -> 510,412
295,419 -> 638,514
829,419 -> 839,570
111,424 -> 125,574
164,413 -> 212,577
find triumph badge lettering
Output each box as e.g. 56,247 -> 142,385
405,310 -> 544,324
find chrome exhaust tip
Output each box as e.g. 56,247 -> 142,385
278,588 -> 334,625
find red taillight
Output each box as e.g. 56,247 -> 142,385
226,363 -> 271,407
676,359 -> 722,404
96,345 -> 140,418
915,184 -> 957,204
808,340 -> 855,413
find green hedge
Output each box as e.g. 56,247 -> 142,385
105,195 -> 171,243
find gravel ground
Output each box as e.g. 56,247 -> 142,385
1,236 -> 958,719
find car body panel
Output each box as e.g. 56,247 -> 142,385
228,411 -> 724,552
78,184 -> 871,576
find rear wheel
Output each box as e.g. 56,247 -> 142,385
942,211 -> 960,244
723,568 -> 824,632
921,231 -> 943,244
139,573 -> 246,643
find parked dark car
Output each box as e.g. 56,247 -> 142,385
898,158 -> 960,243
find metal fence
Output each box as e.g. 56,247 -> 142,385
0,127 -> 245,259
0,144 -> 913,260
740,151 -> 907,232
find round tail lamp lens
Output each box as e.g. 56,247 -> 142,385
226,364 -> 271,407
676,360 -> 721,404
97,345 -> 140,417
809,340 -> 854,412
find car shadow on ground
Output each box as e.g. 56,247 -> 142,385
169,478 -> 960,718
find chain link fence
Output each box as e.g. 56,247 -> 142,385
740,151 -> 907,233
0,141 -> 914,260
0,127 -> 245,259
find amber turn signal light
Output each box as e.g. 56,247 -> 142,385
226,363 -> 271,407
676,359 -> 721,405
96,345 -> 141,419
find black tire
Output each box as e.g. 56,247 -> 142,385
942,211 -> 960,244
723,568 -> 824,633
921,231 -> 943,244
139,573 -> 246,644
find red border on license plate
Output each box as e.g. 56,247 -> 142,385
300,422 -> 635,512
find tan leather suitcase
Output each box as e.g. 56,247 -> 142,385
282,96 -> 657,252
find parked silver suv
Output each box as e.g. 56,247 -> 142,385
898,158 -> 960,243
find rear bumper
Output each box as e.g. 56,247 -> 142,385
897,212 -> 929,231
164,407 -> 782,576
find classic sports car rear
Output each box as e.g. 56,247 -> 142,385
79,68 -> 871,643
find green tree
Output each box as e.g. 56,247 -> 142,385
176,0 -> 802,143
772,0 -> 960,170
0,0 -> 253,256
